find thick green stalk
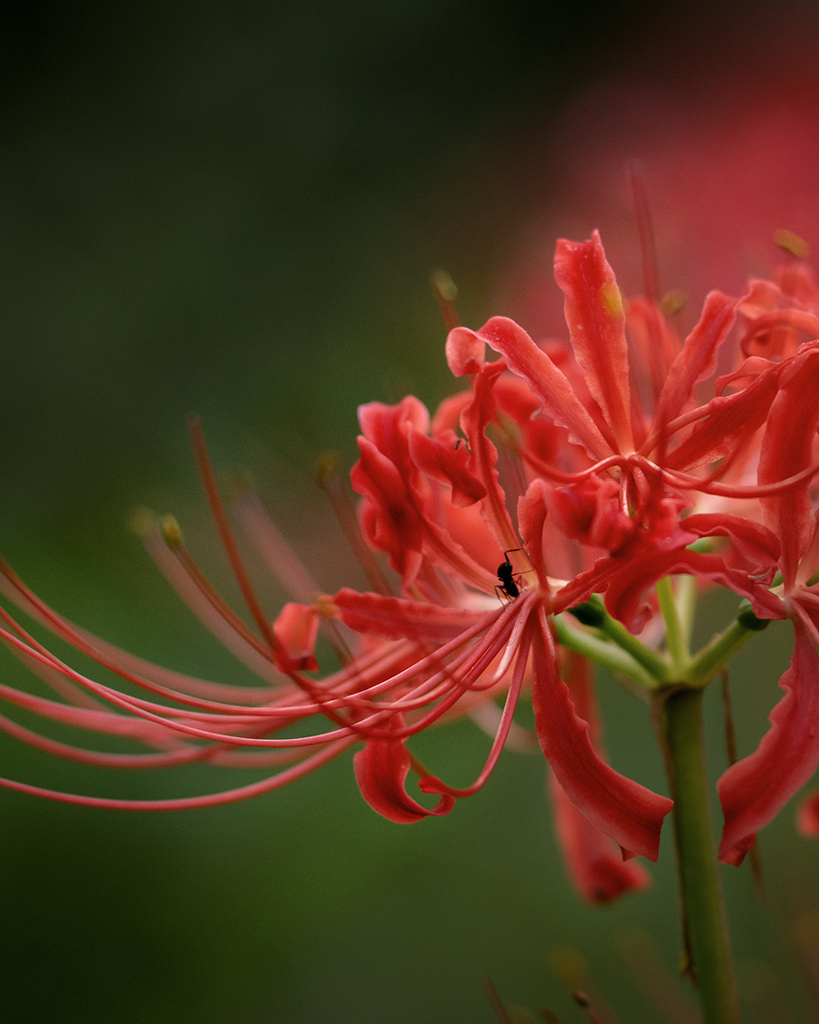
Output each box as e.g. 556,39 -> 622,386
655,686 -> 741,1024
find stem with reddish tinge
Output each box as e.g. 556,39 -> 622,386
655,686 -> 741,1024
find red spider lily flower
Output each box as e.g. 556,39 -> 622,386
717,342 -> 819,864
1,230 -> 810,886
340,232 -> 805,857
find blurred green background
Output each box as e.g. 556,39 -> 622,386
2,1 -> 819,1021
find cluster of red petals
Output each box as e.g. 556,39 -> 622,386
3,229 -> 819,903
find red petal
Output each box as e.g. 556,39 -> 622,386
353,717 -> 456,823
530,610 -> 672,860
758,347 -> 819,589
551,645 -> 655,921
626,297 -> 680,413
718,615 -> 819,865
680,513 -> 781,568
358,397 -> 429,470
408,426 -> 486,507
517,479 -> 551,592
663,365 -> 780,471
776,261 -> 819,308
460,361 -> 518,552
797,789 -> 819,836
446,325 -> 486,376
351,436 -> 423,580
653,291 -> 737,428
554,232 -> 633,453
475,316 -> 611,461
549,771 -> 652,904
548,475 -> 633,554
272,602 -> 319,672
604,549 -> 785,634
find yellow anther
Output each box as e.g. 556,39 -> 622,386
660,288 -> 687,317
431,268 -> 458,303
600,282 -> 624,318
431,269 -> 459,331
314,594 -> 339,619
315,451 -> 340,489
129,507 -> 158,538
774,228 -> 809,259
159,514 -> 184,549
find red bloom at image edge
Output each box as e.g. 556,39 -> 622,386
1,228 -> 819,898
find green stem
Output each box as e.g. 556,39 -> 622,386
689,620 -> 755,685
570,595 -> 670,680
654,687 -> 741,1024
553,615 -> 656,688
657,576 -> 687,674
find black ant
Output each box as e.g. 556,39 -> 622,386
496,548 -> 530,602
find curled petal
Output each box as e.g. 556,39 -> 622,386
446,326 -> 486,376
517,479 -> 551,592
653,291 -> 737,428
718,616 -> 819,864
554,232 -> 633,452
626,297 -> 679,411
460,361 -> 518,552
475,316 -> 611,461
547,651 -> 652,902
530,609 -> 672,861
740,309 -> 819,360
352,437 -> 423,580
738,278 -> 783,320
272,602 -> 320,673
604,549 -> 785,634
680,513 -> 781,568
662,366 -> 780,471
408,427 -> 486,507
758,347 -> 819,590
353,717 -> 456,823
548,475 -> 633,554
549,772 -> 652,904
333,588 -> 489,644
715,356 -> 779,395
776,261 -> 819,307
358,397 -> 429,469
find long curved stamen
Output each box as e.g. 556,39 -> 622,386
656,458 -> 819,498
411,613 -> 533,798
0,737 -> 357,811
639,405 -> 714,458
517,450 -> 630,484
189,417 -> 282,657
315,455 -> 394,597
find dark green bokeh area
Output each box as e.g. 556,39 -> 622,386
1,1 -> 819,1021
